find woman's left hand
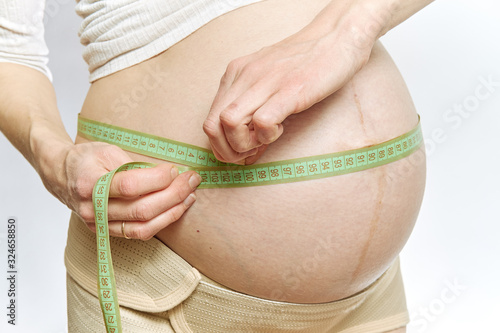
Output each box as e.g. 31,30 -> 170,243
202,3 -> 378,164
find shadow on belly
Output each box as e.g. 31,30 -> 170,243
156,144 -> 426,303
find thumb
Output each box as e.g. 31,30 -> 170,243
244,144 -> 268,165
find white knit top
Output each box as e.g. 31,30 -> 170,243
0,0 -> 51,80
0,0 -> 264,82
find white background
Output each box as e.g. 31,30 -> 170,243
0,1 -> 498,332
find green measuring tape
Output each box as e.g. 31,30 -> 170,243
84,115 -> 422,332
80,116 -> 423,189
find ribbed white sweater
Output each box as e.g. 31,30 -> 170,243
0,0 -> 264,82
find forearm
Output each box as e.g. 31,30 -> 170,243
376,0 -> 435,37
201,0 -> 435,163
309,0 -> 434,44
0,63 -> 73,190
295,0 -> 433,51
0,63 -> 200,237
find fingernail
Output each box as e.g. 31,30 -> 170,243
171,167 -> 179,178
184,193 -> 196,206
189,173 -> 202,188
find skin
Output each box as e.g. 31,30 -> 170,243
0,0 -> 433,330
203,0 -> 434,164
77,0 -> 427,303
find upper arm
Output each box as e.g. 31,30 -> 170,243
0,0 -> 52,81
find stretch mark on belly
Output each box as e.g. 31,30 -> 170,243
86,114 -> 423,330
351,82 -> 367,136
351,168 -> 386,281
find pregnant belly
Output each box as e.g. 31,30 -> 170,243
77,0 -> 426,303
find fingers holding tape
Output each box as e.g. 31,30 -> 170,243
107,163 -> 180,198
105,170 -> 200,222
92,162 -> 201,240
106,196 -> 196,240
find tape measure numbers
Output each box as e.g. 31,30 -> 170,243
85,115 -> 422,332
79,116 -> 423,189
93,162 -> 154,332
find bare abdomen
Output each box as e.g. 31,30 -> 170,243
77,0 -> 426,303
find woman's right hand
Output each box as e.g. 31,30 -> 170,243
0,64 -> 200,241
45,141 -> 201,240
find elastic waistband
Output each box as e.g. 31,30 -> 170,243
77,115 -> 423,188
65,212 -> 403,324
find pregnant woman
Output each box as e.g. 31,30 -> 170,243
0,0 -> 431,331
